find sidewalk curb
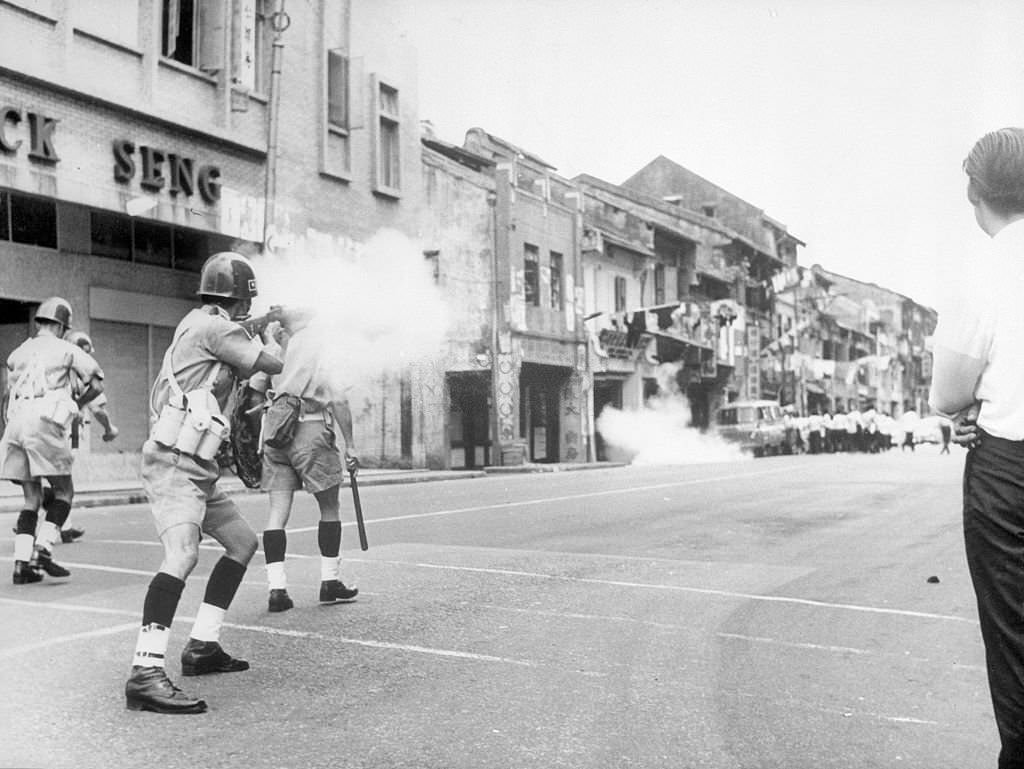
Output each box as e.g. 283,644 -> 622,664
0,463 -> 623,513
0,470 -> 489,514
482,462 -> 627,474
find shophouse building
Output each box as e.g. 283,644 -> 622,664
421,128 -> 587,466
573,174 -> 743,455
768,264 -> 936,418
0,0 -> 422,477
620,156 -> 803,407
811,266 -> 936,416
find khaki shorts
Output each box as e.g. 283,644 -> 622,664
140,440 -> 245,537
261,420 -> 342,494
0,405 -> 73,480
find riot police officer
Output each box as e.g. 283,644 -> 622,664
125,253 -> 282,715
1,297 -> 104,583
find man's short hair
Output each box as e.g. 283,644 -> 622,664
964,127 -> 1024,215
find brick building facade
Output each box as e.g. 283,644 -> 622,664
0,0 -> 424,476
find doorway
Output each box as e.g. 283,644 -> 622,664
593,377 -> 624,461
447,372 -> 492,469
519,363 -> 566,463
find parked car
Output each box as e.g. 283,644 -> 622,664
712,399 -> 788,457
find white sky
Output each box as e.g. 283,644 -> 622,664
393,0 -> 1024,309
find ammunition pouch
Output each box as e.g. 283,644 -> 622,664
263,393 -> 303,449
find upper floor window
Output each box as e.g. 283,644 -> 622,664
163,0 -> 197,66
327,50 -> 350,130
614,276 -> 627,312
524,244 -> 540,306
1,191 -> 57,249
550,251 -> 563,309
162,0 -> 223,74
654,263 -> 665,305
88,205 -> 238,272
374,81 -> 400,194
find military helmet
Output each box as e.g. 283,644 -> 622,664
36,297 -> 73,330
65,330 -> 94,354
197,252 -> 258,301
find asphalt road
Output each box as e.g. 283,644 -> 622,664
0,445 -> 994,769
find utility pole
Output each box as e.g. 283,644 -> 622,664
262,0 -> 290,251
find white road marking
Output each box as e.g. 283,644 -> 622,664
58,541 -> 978,626
364,557 -> 978,625
730,689 -> 939,726
284,466 -> 796,533
0,621 -> 139,658
716,632 -> 871,655
57,561 -> 155,576
0,597 -> 559,672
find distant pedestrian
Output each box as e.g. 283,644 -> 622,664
939,417 -> 953,454
900,409 -> 918,452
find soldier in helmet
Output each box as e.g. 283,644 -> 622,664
0,297 -> 104,584
50,330 -> 120,543
249,310 -> 360,614
65,331 -> 119,445
125,253 -> 283,715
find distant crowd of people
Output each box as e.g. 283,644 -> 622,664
782,408 -> 954,455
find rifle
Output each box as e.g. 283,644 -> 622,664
349,469 -> 369,551
239,305 -> 285,339
240,305 -> 316,340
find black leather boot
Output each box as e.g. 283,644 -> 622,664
35,547 -> 70,578
12,560 -> 42,585
180,639 -> 249,676
319,579 -> 358,604
125,666 -> 207,714
268,588 -> 294,613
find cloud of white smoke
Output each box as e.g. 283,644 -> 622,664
595,363 -> 749,465
250,229 -> 450,393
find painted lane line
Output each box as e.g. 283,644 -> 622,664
88,541 -> 319,560
0,596 -> 139,617
716,632 -> 871,655
57,561 -> 158,576
729,689 -> 940,726
57,547 -> 977,625
285,466 -> 796,533
0,597 -> 557,672
0,621 -> 139,659
365,557 -> 978,625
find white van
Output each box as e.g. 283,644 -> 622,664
712,400 -> 787,457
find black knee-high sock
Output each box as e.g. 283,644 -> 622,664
15,509 -> 38,536
318,521 -> 341,558
202,556 -> 247,610
263,529 -> 287,564
142,572 -> 186,627
43,497 -> 71,528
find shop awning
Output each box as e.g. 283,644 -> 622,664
650,331 -> 713,365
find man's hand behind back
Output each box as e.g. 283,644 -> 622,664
952,402 -> 981,449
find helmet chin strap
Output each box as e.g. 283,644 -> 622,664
231,299 -> 253,322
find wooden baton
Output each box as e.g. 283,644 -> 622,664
349,470 -> 369,551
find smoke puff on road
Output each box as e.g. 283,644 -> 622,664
251,229 -> 450,393
597,396 -> 749,465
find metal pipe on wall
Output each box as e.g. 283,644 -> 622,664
262,0 -> 289,250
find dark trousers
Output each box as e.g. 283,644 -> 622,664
964,434 -> 1024,768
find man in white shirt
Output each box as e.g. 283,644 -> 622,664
930,127 -> 1024,768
